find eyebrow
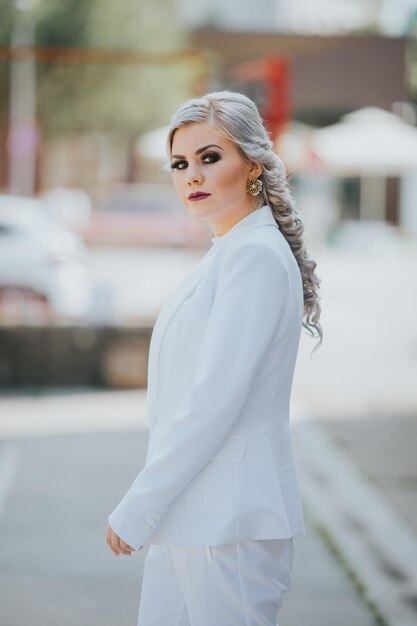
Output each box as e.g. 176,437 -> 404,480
171,144 -> 224,159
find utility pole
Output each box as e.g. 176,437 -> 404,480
7,0 -> 41,196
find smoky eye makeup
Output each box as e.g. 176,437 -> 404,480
170,151 -> 221,170
170,160 -> 186,170
203,151 -> 221,164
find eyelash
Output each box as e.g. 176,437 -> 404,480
170,152 -> 220,170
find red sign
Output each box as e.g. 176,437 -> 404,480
228,55 -> 292,142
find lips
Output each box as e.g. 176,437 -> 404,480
188,192 -> 211,200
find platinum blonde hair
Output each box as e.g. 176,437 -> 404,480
163,90 -> 322,355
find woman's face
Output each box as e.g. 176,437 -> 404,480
170,122 -> 262,232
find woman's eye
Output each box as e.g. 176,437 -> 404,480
202,151 -> 220,164
171,160 -> 187,170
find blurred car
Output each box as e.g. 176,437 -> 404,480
0,194 -> 92,320
81,183 -> 211,248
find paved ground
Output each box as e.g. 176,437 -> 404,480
0,388 -> 400,626
292,417 -> 417,626
321,415 -> 417,538
0,419 -> 376,626
0,430 -> 145,626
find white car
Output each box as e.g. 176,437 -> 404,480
0,194 -> 92,320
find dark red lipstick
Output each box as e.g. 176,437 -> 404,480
188,192 -> 211,201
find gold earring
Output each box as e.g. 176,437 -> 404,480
246,177 -> 263,196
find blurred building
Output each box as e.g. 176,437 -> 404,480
178,0 -> 278,32
193,29 -> 408,123
179,0 -> 417,36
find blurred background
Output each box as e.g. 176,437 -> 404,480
0,1 -> 416,625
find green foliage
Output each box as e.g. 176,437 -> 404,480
1,0 -> 200,137
86,0 -> 184,51
35,0 -> 92,48
34,0 -> 184,51
0,0 -> 13,45
37,57 -> 203,136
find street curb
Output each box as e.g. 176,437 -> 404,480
292,419 -> 417,626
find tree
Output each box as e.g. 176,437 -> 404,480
1,0 -> 204,137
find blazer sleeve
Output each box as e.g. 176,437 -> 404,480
108,242 -> 291,549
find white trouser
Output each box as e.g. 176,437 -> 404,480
137,538 -> 294,626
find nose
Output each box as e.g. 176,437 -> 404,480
186,163 -> 203,186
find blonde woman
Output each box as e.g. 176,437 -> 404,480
106,90 -> 322,626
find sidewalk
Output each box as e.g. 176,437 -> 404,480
321,414 -> 417,537
281,512 -> 377,626
291,414 -> 417,626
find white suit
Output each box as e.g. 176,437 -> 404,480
108,203 -> 306,551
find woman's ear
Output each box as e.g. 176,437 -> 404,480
248,161 -> 263,179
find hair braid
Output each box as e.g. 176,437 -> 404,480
260,150 -> 322,354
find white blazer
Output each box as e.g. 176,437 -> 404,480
109,204 -> 306,550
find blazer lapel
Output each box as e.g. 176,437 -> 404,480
147,248 -> 216,419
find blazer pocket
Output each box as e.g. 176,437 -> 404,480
211,435 -> 247,463
180,294 -> 211,311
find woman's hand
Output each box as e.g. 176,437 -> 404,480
106,525 -> 142,556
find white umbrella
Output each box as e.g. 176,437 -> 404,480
135,125 -> 170,162
275,120 -> 317,173
309,107 -> 417,175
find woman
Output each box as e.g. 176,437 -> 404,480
106,90 -> 322,626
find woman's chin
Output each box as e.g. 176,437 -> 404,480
186,204 -> 214,219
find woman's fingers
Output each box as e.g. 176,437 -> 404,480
110,530 -> 125,555
119,538 -> 135,555
106,526 -> 120,556
106,525 -> 136,556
